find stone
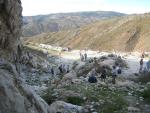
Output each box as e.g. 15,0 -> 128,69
147,82 -> 150,85
83,97 -> 87,100
128,92 -> 132,96
0,69 -> 51,113
139,97 -> 144,101
128,107 -> 140,113
0,0 -> 22,62
72,79 -> 83,84
49,101 -> 83,113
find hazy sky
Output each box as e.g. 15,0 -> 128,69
22,0 -> 150,16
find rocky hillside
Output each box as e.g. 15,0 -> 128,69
23,11 -> 125,37
25,13 -> 150,52
1,1 -> 150,112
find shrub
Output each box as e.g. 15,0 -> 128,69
99,56 -> 108,61
141,86 -> 150,103
115,57 -> 127,68
108,54 -> 116,57
66,96 -> 85,106
137,72 -> 150,84
41,88 -> 56,105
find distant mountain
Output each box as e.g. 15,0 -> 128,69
24,13 -> 150,52
23,11 -> 125,37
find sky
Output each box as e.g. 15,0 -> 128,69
21,0 -> 150,16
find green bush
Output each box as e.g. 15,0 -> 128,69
142,86 -> 150,103
41,88 -> 56,105
115,57 -> 127,68
137,72 -> 150,84
66,96 -> 85,106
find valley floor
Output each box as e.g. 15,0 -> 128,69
23,43 -> 150,113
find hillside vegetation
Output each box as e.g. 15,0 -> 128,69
24,13 -> 150,52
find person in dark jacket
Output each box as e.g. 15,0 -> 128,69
59,64 -> 63,73
51,66 -> 54,76
88,69 -> 97,83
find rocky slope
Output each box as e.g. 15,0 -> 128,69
23,11 -> 125,37
25,13 -> 150,52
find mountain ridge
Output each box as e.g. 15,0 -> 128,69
24,13 -> 150,52
23,11 -> 126,37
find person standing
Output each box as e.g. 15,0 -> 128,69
79,50 -> 82,60
112,66 -> 117,84
88,69 -> 98,83
51,66 -> 55,77
66,65 -> 70,73
84,52 -> 87,61
58,64 -> 63,73
141,52 -> 145,58
81,54 -> 84,61
101,66 -> 107,82
139,58 -> 144,73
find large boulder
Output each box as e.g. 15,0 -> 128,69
0,68 -> 51,113
49,101 -> 83,113
0,0 -> 22,61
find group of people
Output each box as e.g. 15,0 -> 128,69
80,50 -> 87,61
88,64 -> 122,84
139,52 -> 150,73
50,64 -> 70,77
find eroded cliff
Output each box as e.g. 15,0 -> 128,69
0,1 -> 51,113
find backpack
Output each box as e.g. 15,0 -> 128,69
117,69 -> 122,74
88,76 -> 97,83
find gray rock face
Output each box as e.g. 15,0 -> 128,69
49,101 -> 83,113
0,68 -> 51,113
0,0 -> 22,61
0,1 -> 52,113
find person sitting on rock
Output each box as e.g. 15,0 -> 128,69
101,66 -> 107,82
117,65 -> 122,74
88,69 -> 97,83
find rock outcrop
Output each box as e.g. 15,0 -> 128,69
0,0 -> 52,113
49,101 -> 83,113
0,68 -> 51,113
0,0 -> 22,61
